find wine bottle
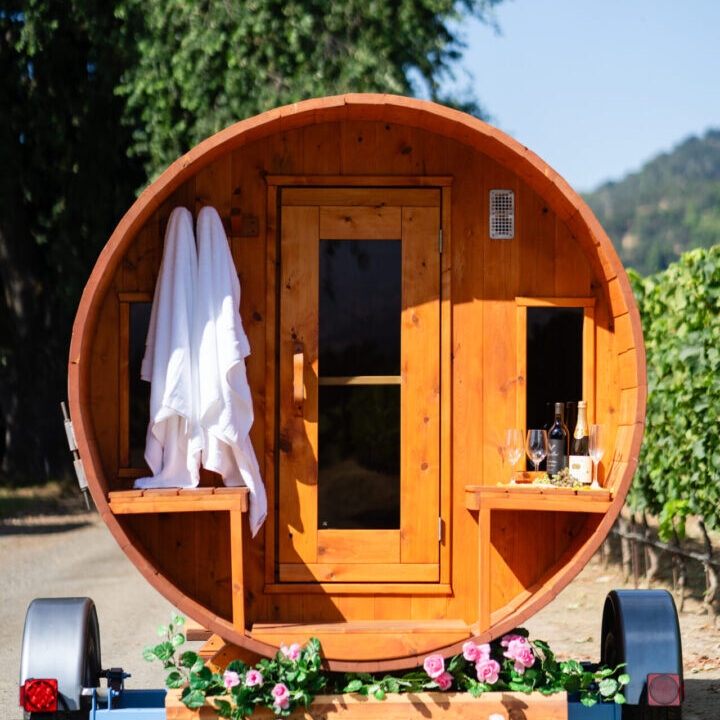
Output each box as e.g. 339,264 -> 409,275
569,400 -> 592,485
546,402 -> 568,476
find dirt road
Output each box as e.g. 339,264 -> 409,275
1,512 -> 718,718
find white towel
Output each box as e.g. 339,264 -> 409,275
195,206 -> 267,535
135,206 -> 202,489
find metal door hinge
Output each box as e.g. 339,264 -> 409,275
438,517 -> 444,543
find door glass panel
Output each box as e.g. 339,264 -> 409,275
317,385 -> 400,529
526,307 -> 583,468
129,302 -> 152,467
319,239 -> 401,377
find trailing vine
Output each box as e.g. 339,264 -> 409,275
144,616 -> 628,718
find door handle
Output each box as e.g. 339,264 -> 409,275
293,342 -> 304,416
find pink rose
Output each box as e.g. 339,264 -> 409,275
223,670 -> 241,689
272,682 -> 290,709
502,638 -> 535,674
244,669 -> 263,687
476,658 -> 501,685
500,633 -> 524,648
280,643 -> 301,661
435,671 -> 453,691
462,641 -> 491,662
512,646 -> 536,675
423,654 -> 445,679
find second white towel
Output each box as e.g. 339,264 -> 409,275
195,206 -> 267,535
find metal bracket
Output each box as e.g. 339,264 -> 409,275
61,402 -> 91,509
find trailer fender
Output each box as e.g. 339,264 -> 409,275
20,597 -> 102,713
601,590 -> 682,706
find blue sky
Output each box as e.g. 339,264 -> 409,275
456,0 -> 720,192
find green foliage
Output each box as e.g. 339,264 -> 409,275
0,0 -> 144,482
584,129 -> 720,275
145,618 -> 629,715
628,246 -> 720,537
0,0 -> 501,484
115,0 -> 501,180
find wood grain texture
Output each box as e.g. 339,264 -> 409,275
400,206 -> 441,565
69,96 -> 644,671
278,205 -> 320,565
283,187 -> 441,207
319,205 -> 401,239
278,563 -> 439,583
166,691 -> 568,720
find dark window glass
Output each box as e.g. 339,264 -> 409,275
317,385 -> 400,529
129,302 -> 152,468
526,307 -> 583,469
319,239 -> 401,377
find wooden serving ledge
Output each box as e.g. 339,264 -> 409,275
465,483 -> 613,635
107,487 -> 249,632
464,484 -> 613,513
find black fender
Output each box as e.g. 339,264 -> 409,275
601,590 -> 682,707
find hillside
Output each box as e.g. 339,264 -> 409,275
583,129 -> 720,276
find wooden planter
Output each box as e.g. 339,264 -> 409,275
69,94 -> 646,672
165,691 -> 568,720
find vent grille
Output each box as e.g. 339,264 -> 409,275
489,189 -> 515,239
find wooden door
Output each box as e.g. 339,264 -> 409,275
277,188 -> 442,584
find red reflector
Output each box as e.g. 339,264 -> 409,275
22,678 -> 58,712
647,673 -> 681,706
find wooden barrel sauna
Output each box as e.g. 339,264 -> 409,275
68,94 -> 646,672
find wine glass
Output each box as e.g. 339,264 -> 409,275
526,429 -> 548,473
504,429 -> 524,483
589,424 -> 605,488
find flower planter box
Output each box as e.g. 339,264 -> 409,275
165,690 -> 569,720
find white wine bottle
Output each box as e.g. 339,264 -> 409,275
569,400 -> 592,485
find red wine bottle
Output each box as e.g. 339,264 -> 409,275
547,402 -> 568,476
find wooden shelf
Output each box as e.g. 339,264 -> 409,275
466,483 -> 613,635
107,487 -> 248,632
250,620 -> 472,661
464,484 -> 612,514
108,487 -> 249,515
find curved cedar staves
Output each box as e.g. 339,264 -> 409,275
68,95 -> 646,672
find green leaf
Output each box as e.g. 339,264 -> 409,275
153,642 -> 175,662
599,678 -> 618,697
614,693 -> 626,704
142,646 -> 157,662
179,651 -> 198,668
189,666 -> 212,690
165,671 -> 185,689
618,674 -> 630,686
173,616 -> 186,626
171,632 -> 185,647
373,688 -> 386,701
157,625 -> 168,637
183,689 -> 207,708
580,693 -> 598,707
344,679 -> 363,693
213,699 -> 232,718
191,657 -> 206,674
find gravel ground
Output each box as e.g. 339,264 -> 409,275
1,511 -> 718,718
